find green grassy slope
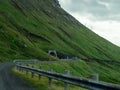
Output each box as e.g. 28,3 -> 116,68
0,0 -> 120,61
32,61 -> 120,84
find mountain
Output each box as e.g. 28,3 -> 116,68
0,0 -> 120,61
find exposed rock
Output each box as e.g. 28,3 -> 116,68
51,0 -> 61,7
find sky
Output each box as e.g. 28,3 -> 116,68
58,0 -> 120,46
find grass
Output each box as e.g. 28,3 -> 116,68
0,0 -> 120,88
1,0 -> 120,61
28,61 -> 120,84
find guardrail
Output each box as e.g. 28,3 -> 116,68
14,59 -> 82,64
16,64 -> 120,90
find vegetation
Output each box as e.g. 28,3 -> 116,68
29,60 -> 120,84
0,0 -> 120,61
0,0 -> 120,89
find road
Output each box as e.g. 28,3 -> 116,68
14,59 -> 82,64
0,63 -> 35,90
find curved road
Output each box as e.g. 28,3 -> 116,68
0,63 -> 35,90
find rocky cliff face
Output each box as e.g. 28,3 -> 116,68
0,0 -> 120,61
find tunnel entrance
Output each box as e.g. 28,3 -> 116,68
48,50 -> 57,57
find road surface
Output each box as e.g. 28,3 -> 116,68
0,63 -> 35,90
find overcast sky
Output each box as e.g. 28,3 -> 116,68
58,0 -> 120,46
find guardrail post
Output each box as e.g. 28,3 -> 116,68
16,65 -> 19,71
64,70 -> 70,90
26,64 -> 29,75
91,74 -> 99,81
31,65 -> 34,78
16,63 -> 19,71
48,69 -> 53,87
38,66 -> 42,80
48,77 -> 52,87
18,63 -> 21,72
16,65 -> 18,70
21,64 -> 24,73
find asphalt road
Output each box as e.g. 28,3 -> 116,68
0,63 -> 35,90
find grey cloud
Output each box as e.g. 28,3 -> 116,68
59,0 -> 120,21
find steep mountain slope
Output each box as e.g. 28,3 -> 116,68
0,0 -> 120,61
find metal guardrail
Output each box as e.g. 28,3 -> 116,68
13,59 -> 39,64
16,64 -> 120,90
14,59 -> 82,64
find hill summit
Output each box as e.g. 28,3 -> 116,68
0,0 -> 120,61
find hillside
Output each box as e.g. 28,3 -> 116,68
0,0 -> 120,61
